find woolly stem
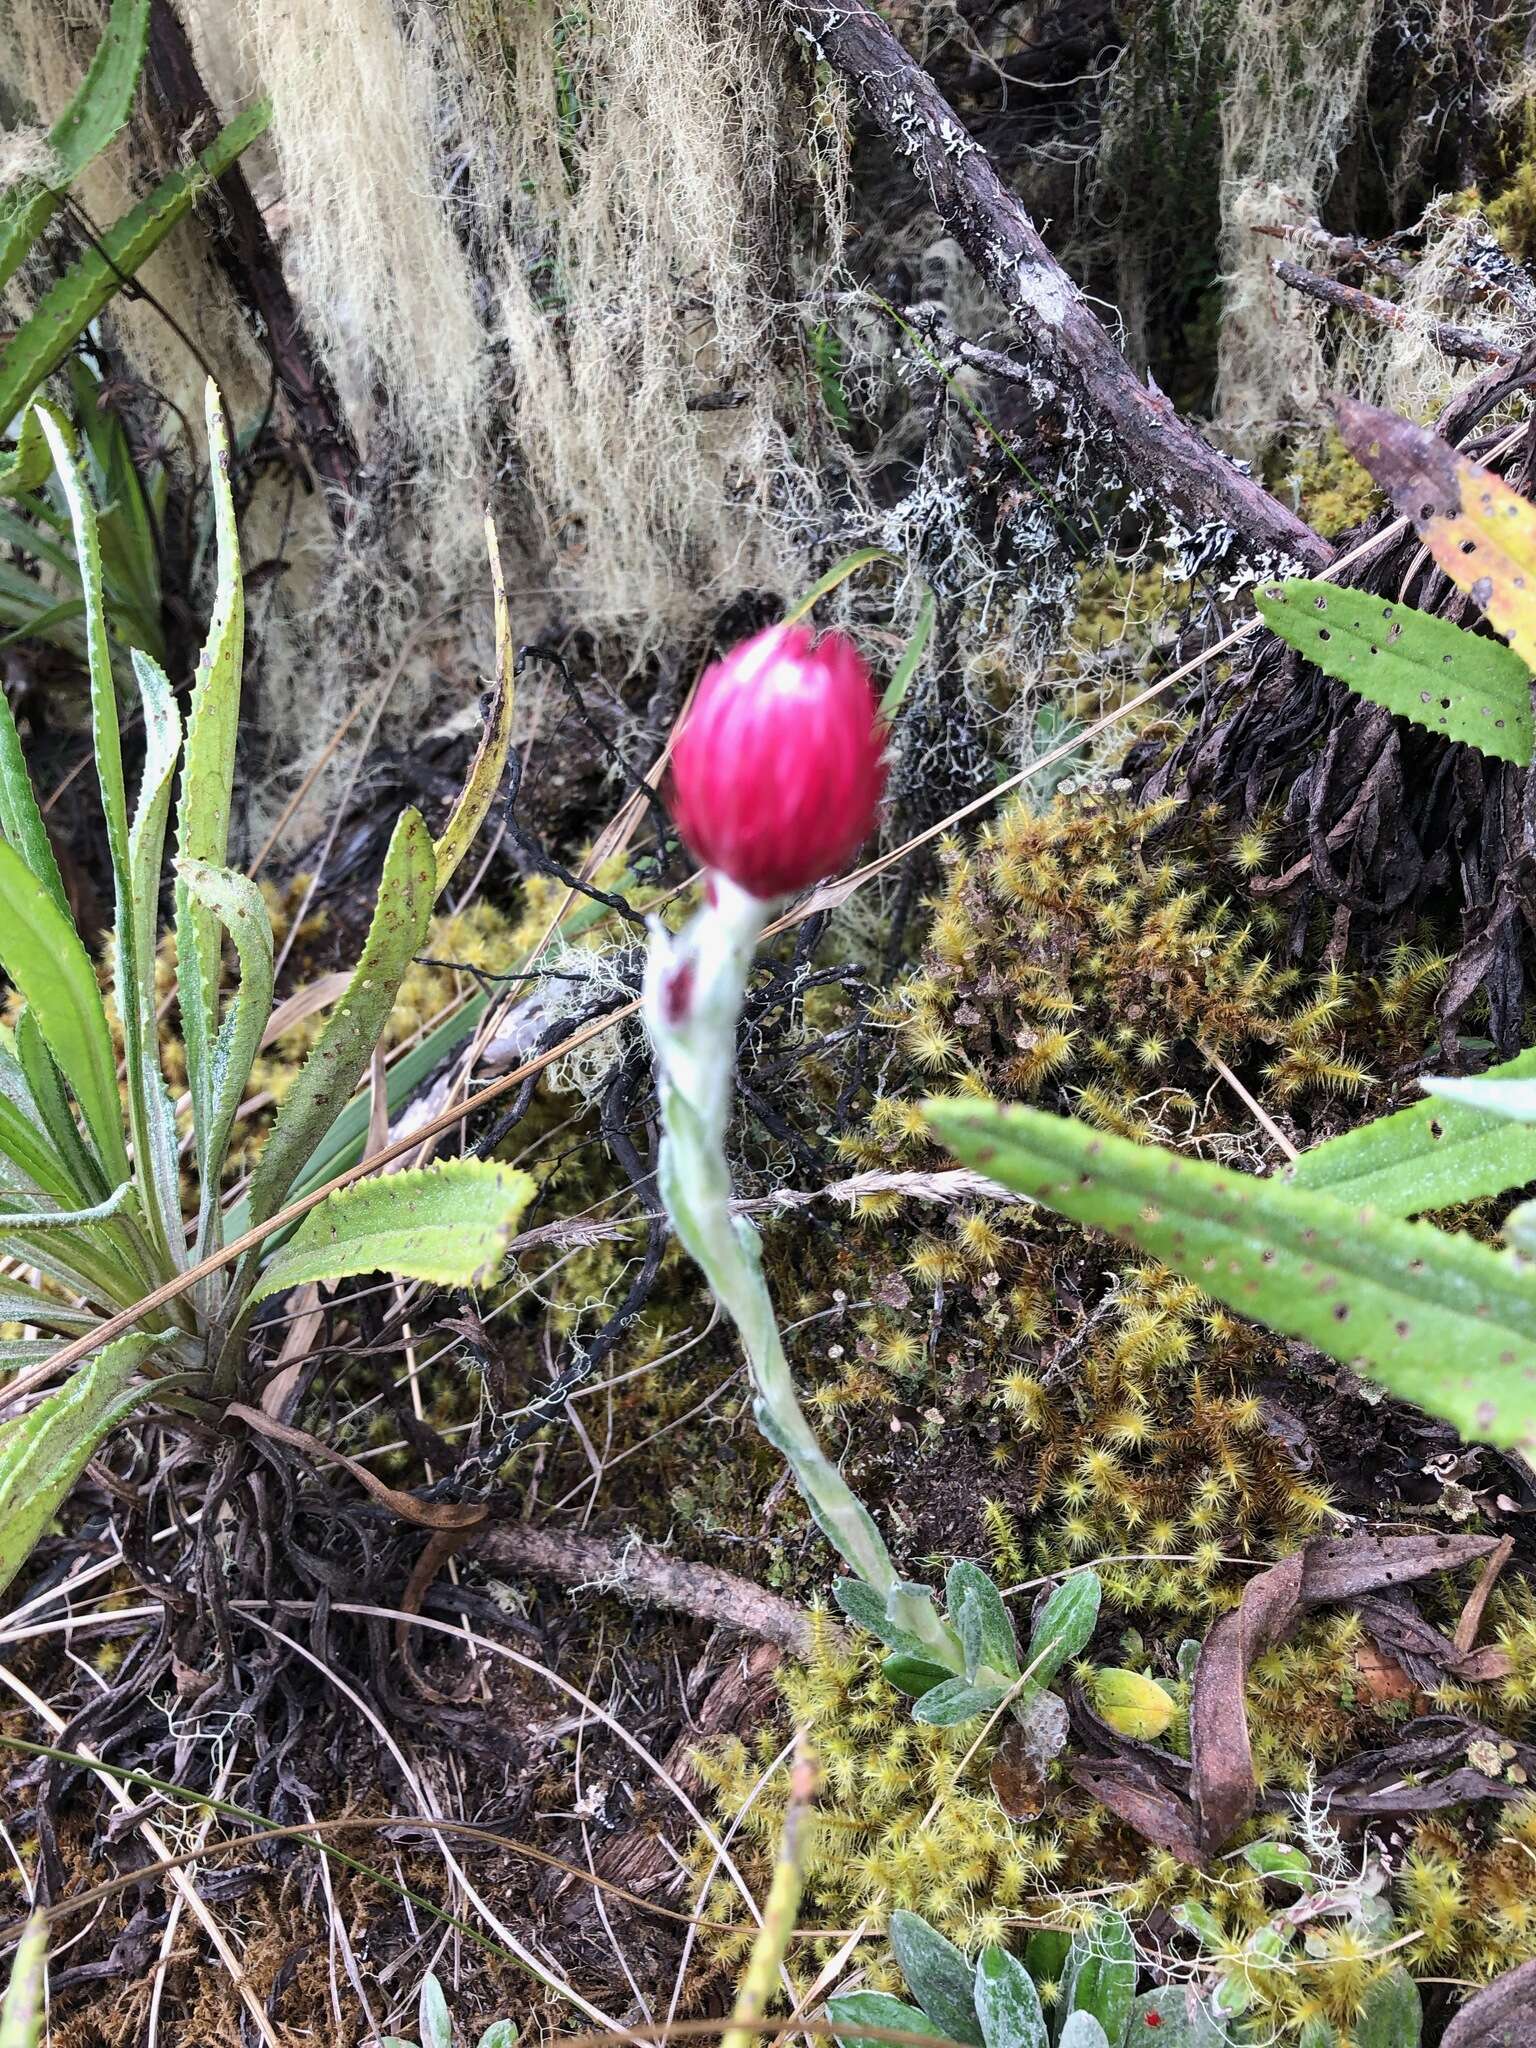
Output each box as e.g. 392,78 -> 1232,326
643,877 -> 954,1662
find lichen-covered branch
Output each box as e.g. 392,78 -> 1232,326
789,0 -> 1331,572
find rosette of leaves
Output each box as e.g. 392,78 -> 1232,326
827,1907 -> 1137,2048
0,385 -> 526,1596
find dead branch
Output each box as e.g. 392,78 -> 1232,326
789,0 -> 1330,569
145,0 -> 361,520
471,1523 -> 829,1656
1273,259 -> 1513,367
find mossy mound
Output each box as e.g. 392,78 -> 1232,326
687,784 -> 1535,2025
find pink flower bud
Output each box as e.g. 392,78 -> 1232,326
669,622 -> 887,901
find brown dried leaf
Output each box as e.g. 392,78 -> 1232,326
1190,1530 -> 1496,1850
1067,1755 -> 1205,1865
1334,396 -> 1536,676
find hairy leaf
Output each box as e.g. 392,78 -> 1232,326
1057,2019 -> 1109,2048
478,2026 -> 519,2048
1062,1911 -> 1133,2046
248,1161 -> 534,1305
1025,1570 -> 1100,1689
0,843 -> 127,1183
0,1332 -> 158,1595
927,1099 -> 1536,1456
890,1912 -> 984,2045
1336,396 -> 1536,673
1126,1990 -> 1222,2047
947,1559 -> 1019,1683
910,1676 -> 1011,1727
1255,577 -> 1531,764
0,105 -> 269,433
826,1993 -> 946,2048
1354,1968 -> 1421,2048
1420,1069 -> 1536,1122
37,411 -> 179,1259
418,1975 -> 452,2048
433,517 -> 517,894
245,807 -> 436,1226
1290,1046 -> 1536,1213
973,1945 -> 1046,2048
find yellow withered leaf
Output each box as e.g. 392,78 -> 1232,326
1091,1665 -> 1177,1740
1334,396 -> 1536,672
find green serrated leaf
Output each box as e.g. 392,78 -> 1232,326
433,520 -> 516,895
909,1676 -> 1010,1727
889,1912 -> 985,2045
176,383 -> 245,1195
0,841 -> 127,1184
826,1992 -> 946,2048
927,1098 -> 1536,1456
1290,1046 -> 1536,1213
0,1332 -> 158,1596
1025,1571 -> 1100,1689
973,1945 -> 1047,2048
1421,1070 -> 1536,1122
0,103 -> 270,433
1256,577 -> 1532,764
947,1560 -> 1020,1684
245,808 -> 436,1226
0,0 -> 149,295
0,1913 -> 47,2048
177,857 -> 273,1258
248,1161 -> 535,1306
1061,1912 -> 1133,2047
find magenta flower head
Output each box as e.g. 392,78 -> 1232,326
669,621 -> 887,902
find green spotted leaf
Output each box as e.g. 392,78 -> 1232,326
1256,577 -> 1532,764
826,1994 -> 947,2048
889,1913 -> 984,2045
248,1161 -> 534,1305
973,1945 -> 1047,2048
1290,1046 -> 1536,1213
927,1099 -> 1536,1458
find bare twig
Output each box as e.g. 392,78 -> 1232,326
790,0 -> 1330,568
1273,259 -> 1515,367
470,1523 -> 830,1656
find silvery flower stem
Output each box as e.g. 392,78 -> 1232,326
644,875 -> 955,1663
